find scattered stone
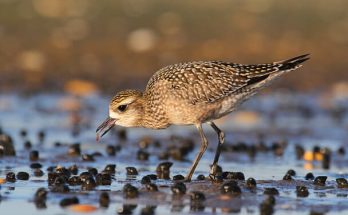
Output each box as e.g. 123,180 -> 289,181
296,186 -> 309,197
137,149 -> 149,161
196,174 -> 205,180
60,197 -> 79,207
96,173 -> 112,186
68,143 -> 81,156
220,181 -> 242,196
34,169 -> 44,177
30,163 -> 42,169
103,164 -> 116,174
6,172 -> 16,182
264,188 -> 279,195
99,192 -> 110,208
222,171 -> 245,180
145,183 -> 158,192
126,167 -> 138,176
305,172 -> 315,180
0,134 -> 16,156
336,178 -> 348,188
123,184 -> 139,198
171,182 -> 186,195
29,150 -> 39,161
246,177 -> 257,189
173,174 -> 185,181
16,172 -> 29,180
81,154 -> 95,162
313,176 -> 327,186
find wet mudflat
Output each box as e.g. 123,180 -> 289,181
0,91 -> 348,215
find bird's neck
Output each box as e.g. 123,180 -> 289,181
139,93 -> 169,129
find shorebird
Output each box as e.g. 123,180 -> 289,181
96,54 -> 309,181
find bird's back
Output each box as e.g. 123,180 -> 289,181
143,55 -> 309,125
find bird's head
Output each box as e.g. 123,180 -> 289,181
96,89 -> 144,141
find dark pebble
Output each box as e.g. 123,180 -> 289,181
260,202 -> 274,215
30,162 -> 42,169
287,169 -> 296,176
145,183 -> 158,192
56,166 -> 71,179
305,172 -> 315,180
103,164 -> 116,174
123,183 -> 139,198
210,165 -> 223,175
220,181 -> 242,196
296,186 -> 309,197
82,154 -> 95,162
171,182 -> 186,195
137,149 -> 149,161
106,145 -> 116,156
295,144 -> 305,160
156,161 -> 173,172
190,191 -> 205,201
6,172 -> 16,182
34,169 -> 44,177
81,177 -> 96,190
322,148 -> 331,169
173,174 -> 185,181
68,176 -> 82,186
34,187 -> 47,200
16,172 -> 30,180
118,129 -> 127,140
68,164 -> 78,175
92,151 -> 103,157
48,172 -> 59,185
337,147 -> 345,155
140,206 -> 156,215
99,192 -> 110,208
196,174 -> 205,180
263,187 -> 279,195
29,150 -> 39,161
88,167 -> 98,176
222,171 -> 245,180
47,166 -> 56,172
158,151 -> 169,160
117,204 -> 136,215
96,173 -> 112,185
38,130 -> 45,142
283,173 -> 292,180
24,140 -> 32,149
141,176 -> 151,185
0,134 -> 16,156
79,171 -> 93,180
20,129 -> 27,137
60,197 -> 79,207
246,177 -> 257,188
336,178 -> 348,188
313,176 -> 327,186
68,143 -> 81,156
126,167 -> 138,175
53,176 -> 66,186
51,184 -> 70,193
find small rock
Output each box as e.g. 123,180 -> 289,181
123,184 -> 139,198
296,186 -> 309,197
145,183 -> 158,192
246,177 -> 257,189
126,167 -> 138,176
29,150 -> 39,161
6,172 -> 16,182
220,181 -> 241,196
313,176 -> 327,186
305,172 -> 315,180
173,174 -> 185,181
263,187 -> 279,195
60,197 -> 79,207
96,173 -> 112,186
99,192 -> 110,208
171,182 -> 186,195
16,172 -> 29,180
336,178 -> 348,188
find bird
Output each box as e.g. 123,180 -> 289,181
96,54 -> 310,181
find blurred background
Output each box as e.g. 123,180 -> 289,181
0,0 -> 348,94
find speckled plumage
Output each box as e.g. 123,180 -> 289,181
97,54 -> 310,180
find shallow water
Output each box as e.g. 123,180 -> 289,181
0,92 -> 347,214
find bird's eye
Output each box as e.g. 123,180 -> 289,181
117,104 -> 128,112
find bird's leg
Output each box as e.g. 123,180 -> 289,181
185,124 -> 208,181
208,122 -> 225,177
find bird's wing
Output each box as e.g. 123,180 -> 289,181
146,54 -> 309,104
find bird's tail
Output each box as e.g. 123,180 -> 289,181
277,54 -> 310,71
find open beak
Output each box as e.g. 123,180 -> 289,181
96,117 -> 117,142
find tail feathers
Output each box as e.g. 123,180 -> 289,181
278,54 -> 310,71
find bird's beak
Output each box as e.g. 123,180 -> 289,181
96,117 -> 117,142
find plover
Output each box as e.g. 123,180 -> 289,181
96,54 -> 309,180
